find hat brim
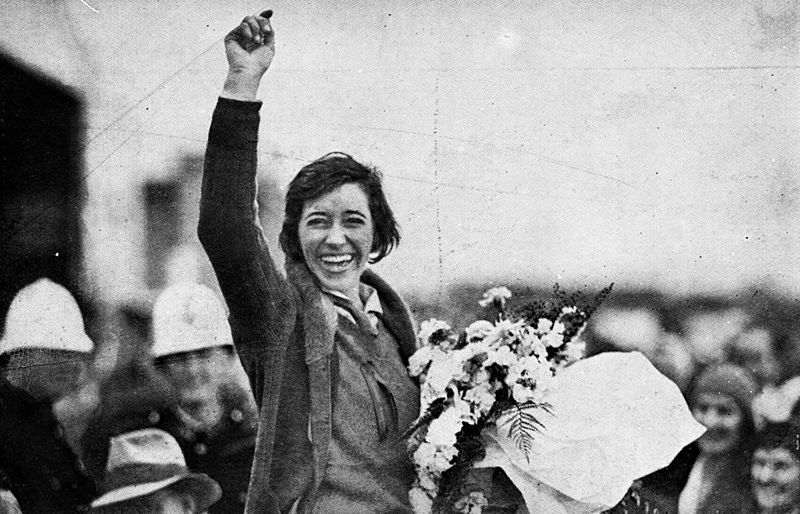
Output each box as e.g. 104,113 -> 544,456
91,473 -> 221,510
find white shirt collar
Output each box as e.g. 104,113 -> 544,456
323,284 -> 383,331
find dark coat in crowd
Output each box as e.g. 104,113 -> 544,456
0,377 -> 96,513
158,383 -> 257,514
81,361 -> 256,514
639,442 -> 701,512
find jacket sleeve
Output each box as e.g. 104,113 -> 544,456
198,97 -> 295,383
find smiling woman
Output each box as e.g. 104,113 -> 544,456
278,153 -> 400,306
677,363 -> 759,514
197,11 -> 419,514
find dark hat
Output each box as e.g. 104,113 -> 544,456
755,419 -> 800,461
91,428 -> 221,509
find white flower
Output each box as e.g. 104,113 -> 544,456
418,472 -> 438,493
471,368 -> 491,386
465,320 -> 494,341
409,486 -> 434,514
535,318 -> 553,334
504,360 -> 523,387
420,382 -> 446,407
431,445 -> 459,473
413,441 -> 436,466
478,286 -> 512,308
408,346 -> 435,377
561,306 -> 578,315
518,328 -> 547,358
529,366 -> 556,401
413,440 -> 457,474
464,383 -> 496,416
455,491 -> 489,514
486,318 -> 523,347
506,355 -> 546,387
543,321 -> 567,348
562,340 -> 586,361
484,345 -> 517,369
512,383 -> 536,403
418,318 -> 451,347
426,407 -> 465,447
426,354 -> 467,395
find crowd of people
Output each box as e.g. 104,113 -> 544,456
590,307 -> 800,514
1,276 -> 798,513
0,279 -> 257,513
1,9 -> 799,514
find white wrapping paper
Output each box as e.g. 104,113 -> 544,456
474,351 -> 705,513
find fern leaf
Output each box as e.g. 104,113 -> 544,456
497,403 -> 551,463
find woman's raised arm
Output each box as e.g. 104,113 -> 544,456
198,12 -> 294,385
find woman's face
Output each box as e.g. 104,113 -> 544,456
298,183 -> 374,299
692,392 -> 745,454
751,447 -> 800,511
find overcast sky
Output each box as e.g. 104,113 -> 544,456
2,0 -> 799,299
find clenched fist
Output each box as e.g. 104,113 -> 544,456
222,10 -> 275,100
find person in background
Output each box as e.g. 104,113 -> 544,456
751,419 -> 800,514
753,375 -> 800,431
0,278 -> 97,512
651,332 -> 697,394
150,282 -> 257,514
728,326 -> 783,390
90,428 -> 221,514
0,278 -> 94,402
678,363 -> 759,514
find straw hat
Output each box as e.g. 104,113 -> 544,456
0,278 -> 93,355
150,283 -> 232,358
91,428 -> 221,509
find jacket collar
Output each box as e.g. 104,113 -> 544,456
284,259 -> 417,365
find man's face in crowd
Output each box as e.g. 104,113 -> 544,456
156,346 -> 237,431
3,349 -> 89,402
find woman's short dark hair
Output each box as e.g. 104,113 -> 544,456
279,152 -> 400,264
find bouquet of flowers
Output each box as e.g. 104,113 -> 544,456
405,285 -> 611,513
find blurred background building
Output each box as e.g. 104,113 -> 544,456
0,53 -> 86,328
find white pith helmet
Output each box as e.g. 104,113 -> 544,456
150,282 -> 232,358
0,278 -> 94,355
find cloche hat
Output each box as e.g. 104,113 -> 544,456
691,362 -> 758,413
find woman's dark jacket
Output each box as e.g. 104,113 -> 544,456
198,98 -> 418,514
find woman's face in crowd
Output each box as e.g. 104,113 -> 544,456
299,183 -> 374,299
692,392 -> 745,454
751,447 -> 800,511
